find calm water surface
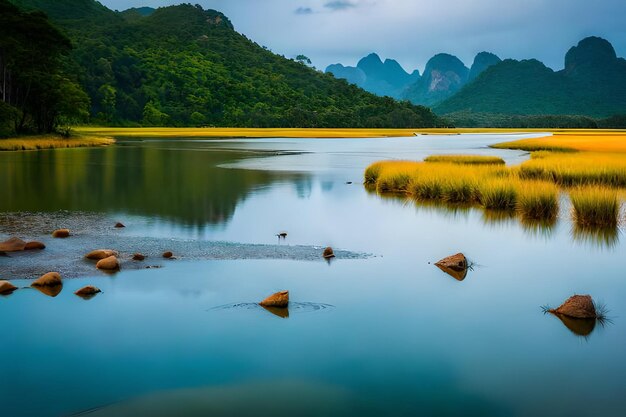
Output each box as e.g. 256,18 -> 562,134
1,134 -> 625,417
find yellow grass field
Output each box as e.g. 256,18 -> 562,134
74,127 -> 621,139
0,134 -> 115,151
493,131 -> 626,153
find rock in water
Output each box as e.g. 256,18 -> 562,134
52,229 -> 70,238
85,249 -> 119,260
0,280 -> 18,295
550,294 -> 597,319
277,232 -> 287,238
162,251 -> 173,259
435,253 -> 467,271
323,247 -> 335,258
133,253 -> 146,261
96,256 -> 120,271
24,241 -> 46,250
115,222 -> 125,228
0,237 -> 27,252
31,272 -> 62,287
33,284 -> 63,297
259,291 -> 289,308
75,286 -> 102,297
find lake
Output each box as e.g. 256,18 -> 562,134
1,134 -> 625,417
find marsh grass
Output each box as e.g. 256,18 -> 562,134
520,152 -> 626,187
570,186 -> 621,228
493,133 -> 626,153
424,155 -> 505,165
478,179 -> 518,210
0,135 -> 114,151
517,181 -> 560,220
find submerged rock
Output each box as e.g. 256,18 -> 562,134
323,247 -> 335,259
549,294 -> 597,319
85,249 -> 119,260
115,222 -> 126,228
259,291 -> 289,308
133,253 -> 146,261
75,285 -> 102,298
0,237 -> 27,252
52,229 -> 70,238
553,314 -> 597,337
0,280 -> 18,295
24,241 -> 46,250
162,251 -> 173,259
33,284 -> 63,297
96,256 -> 120,271
31,272 -> 62,287
261,305 -> 290,318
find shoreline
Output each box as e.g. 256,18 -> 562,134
0,134 -> 115,151
75,126 -> 623,139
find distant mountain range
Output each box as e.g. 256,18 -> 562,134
327,37 -> 626,119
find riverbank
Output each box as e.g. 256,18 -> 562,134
0,134 -> 115,151
74,127 -> 621,139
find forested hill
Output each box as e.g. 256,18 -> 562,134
7,0 -> 442,129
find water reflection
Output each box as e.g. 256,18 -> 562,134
0,144 -> 305,226
261,305 -> 290,318
31,284 -> 63,298
571,224 -> 620,249
435,263 -> 468,281
551,313 -> 597,337
519,217 -> 558,238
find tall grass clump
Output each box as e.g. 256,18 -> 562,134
424,155 -> 505,165
570,186 -> 621,228
478,179 -> 518,210
517,181 -> 560,220
519,152 -> 626,187
364,162 -> 385,184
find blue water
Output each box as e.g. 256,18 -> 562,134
1,134 -> 625,417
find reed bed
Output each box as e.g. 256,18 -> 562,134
478,179 -> 519,210
0,135 -> 115,151
424,155 -> 505,165
519,152 -> 626,187
570,186 -> 621,228
516,181 -> 560,220
493,133 -> 626,153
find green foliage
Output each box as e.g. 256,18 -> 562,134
10,0 -> 443,128
1,0 -> 90,134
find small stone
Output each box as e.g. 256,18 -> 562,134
75,286 -> 101,296
31,272 -> 62,287
550,295 -> 597,319
0,237 -> 27,252
162,251 -> 173,259
259,290 -> 289,308
133,253 -> 146,261
435,253 -> 467,271
52,229 -> 70,238
96,256 -> 120,271
323,247 -> 335,258
24,241 -> 46,250
114,222 -> 125,228
0,280 -> 18,295
85,249 -> 118,260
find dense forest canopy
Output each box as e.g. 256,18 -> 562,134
0,0 -> 89,135
1,0 -> 443,134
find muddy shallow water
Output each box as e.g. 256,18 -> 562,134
1,134 -> 625,417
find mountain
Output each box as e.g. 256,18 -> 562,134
402,53 -> 469,106
468,52 -> 501,81
7,0 -> 442,129
327,51 -> 500,107
436,37 -> 626,118
326,53 -> 420,99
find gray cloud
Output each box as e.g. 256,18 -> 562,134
324,1 -> 356,11
295,6 -> 313,15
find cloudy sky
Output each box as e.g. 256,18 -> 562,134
99,0 -> 626,73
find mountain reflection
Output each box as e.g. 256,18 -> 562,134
0,142 -> 306,226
